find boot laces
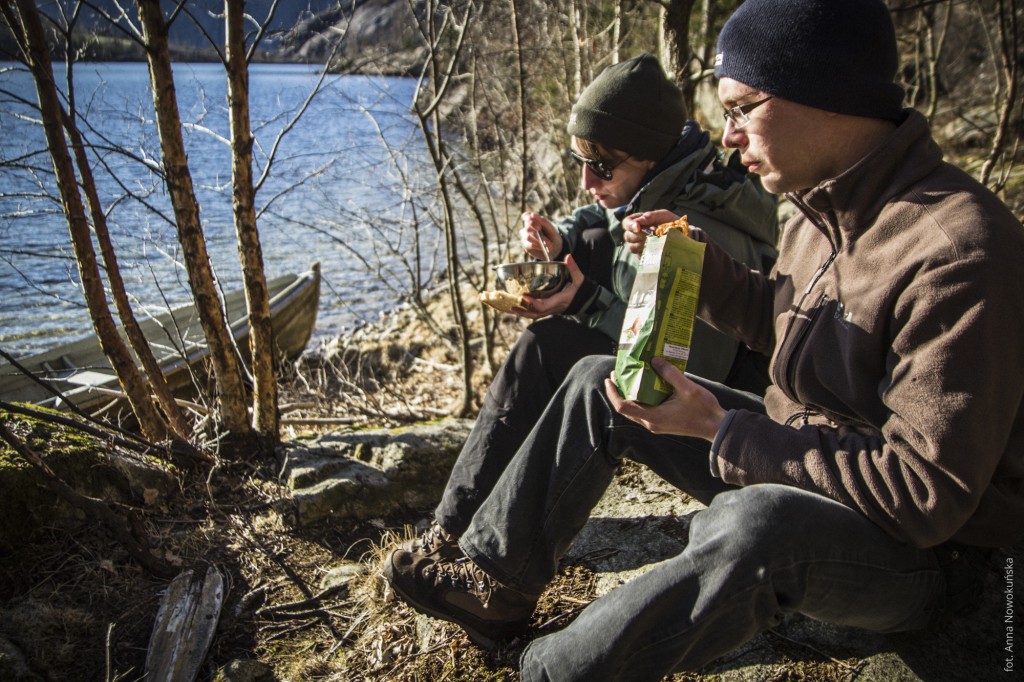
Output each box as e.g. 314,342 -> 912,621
420,522 -> 454,553
428,557 -> 498,607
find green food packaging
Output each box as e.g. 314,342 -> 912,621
615,228 -> 706,405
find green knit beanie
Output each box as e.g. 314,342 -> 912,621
567,54 -> 686,161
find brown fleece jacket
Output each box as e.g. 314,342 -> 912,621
696,109 -> 1024,549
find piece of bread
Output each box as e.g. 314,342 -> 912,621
479,290 -> 527,313
654,214 -> 690,237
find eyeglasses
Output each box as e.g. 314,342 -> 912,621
723,95 -> 773,129
569,149 -> 626,181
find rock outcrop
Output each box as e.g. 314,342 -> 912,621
272,0 -> 425,76
0,437 -> 177,551
278,418 -> 472,526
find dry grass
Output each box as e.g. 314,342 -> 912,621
0,474 -> 868,681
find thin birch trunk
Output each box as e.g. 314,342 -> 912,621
225,0 -> 278,448
60,111 -> 192,441
980,0 -> 1020,188
135,0 -> 251,441
660,0 -> 697,109
5,0 -> 169,441
612,0 -> 622,63
509,0 -> 528,216
569,0 -> 583,100
410,0 -> 474,416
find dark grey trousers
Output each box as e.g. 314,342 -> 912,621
457,356 -> 947,681
435,315 -> 616,536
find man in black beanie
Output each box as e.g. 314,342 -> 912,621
383,1 -> 1024,678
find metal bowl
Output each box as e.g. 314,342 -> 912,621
493,261 -> 569,298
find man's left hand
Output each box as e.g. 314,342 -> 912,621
516,255 -> 585,319
605,357 -> 727,442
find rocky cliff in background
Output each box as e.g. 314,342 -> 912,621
0,0 -> 424,74
272,0 -> 425,76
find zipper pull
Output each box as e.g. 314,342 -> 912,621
803,250 -> 836,295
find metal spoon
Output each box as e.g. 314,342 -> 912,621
534,226 -> 552,262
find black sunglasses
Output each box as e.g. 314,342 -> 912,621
569,149 -> 625,181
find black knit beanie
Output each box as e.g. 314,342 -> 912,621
715,0 -> 905,122
567,54 -> 686,161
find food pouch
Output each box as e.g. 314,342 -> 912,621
614,217 -> 706,405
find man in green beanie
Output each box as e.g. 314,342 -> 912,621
388,53 -> 778,567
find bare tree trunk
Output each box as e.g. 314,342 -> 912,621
925,1 -> 953,120
907,0 -> 953,121
55,27 -> 190,440
135,0 -> 252,443
510,0 -> 528,216
699,0 -> 715,68
43,1 -> 189,440
61,111 -> 192,441
612,0 -> 623,63
980,0 -> 1020,188
568,0 -> 584,99
410,0 -> 475,416
4,0 -> 170,442
655,0 -> 698,110
225,0 -> 278,449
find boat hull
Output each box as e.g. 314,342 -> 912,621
0,264 -> 321,413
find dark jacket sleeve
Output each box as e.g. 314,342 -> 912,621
688,227 -> 776,354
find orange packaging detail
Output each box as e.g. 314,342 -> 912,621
653,215 -> 690,237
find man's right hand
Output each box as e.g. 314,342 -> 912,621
622,210 -> 680,256
520,211 -> 563,260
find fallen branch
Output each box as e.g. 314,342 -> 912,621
145,565 -> 224,682
410,355 -> 460,372
280,416 -> 366,426
235,520 -> 344,640
0,399 -> 211,466
258,606 -> 352,623
255,584 -> 348,615
261,619 -> 318,642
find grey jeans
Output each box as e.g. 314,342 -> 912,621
435,315 -> 616,537
458,356 -> 947,681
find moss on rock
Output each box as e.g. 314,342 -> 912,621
0,409 -> 176,550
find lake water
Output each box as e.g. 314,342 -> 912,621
0,61 -> 445,358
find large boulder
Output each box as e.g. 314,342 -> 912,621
278,418 -> 472,525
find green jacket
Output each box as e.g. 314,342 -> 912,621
556,127 -> 779,382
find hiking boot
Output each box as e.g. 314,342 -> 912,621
383,547 -> 537,649
401,520 -> 461,561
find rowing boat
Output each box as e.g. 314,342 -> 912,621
0,263 -> 321,412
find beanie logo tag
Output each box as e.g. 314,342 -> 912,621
569,112 -> 578,125
714,53 -> 723,67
